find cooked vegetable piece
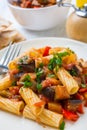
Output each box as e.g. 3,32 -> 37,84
43,46 -> 51,56
48,102 -> 62,113
62,109 -> 79,121
63,99 -> 83,112
55,85 -> 70,100
41,77 -> 59,88
17,56 -> 35,72
77,104 -> 84,114
12,72 -> 24,81
41,87 -> 55,100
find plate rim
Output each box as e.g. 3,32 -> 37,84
0,37 -> 87,130
0,37 -> 87,52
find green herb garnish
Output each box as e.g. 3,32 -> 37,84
81,83 -> 87,88
69,68 -> 78,76
18,56 -> 29,64
48,51 -> 69,71
36,83 -> 42,91
23,75 -> 31,82
58,51 -> 69,58
22,74 -> 33,88
59,121 -> 65,130
24,81 -> 33,88
17,65 -> 22,70
12,81 -> 17,86
67,48 -> 75,54
47,73 -> 56,78
39,63 -> 44,68
36,68 -> 44,83
19,58 -> 23,63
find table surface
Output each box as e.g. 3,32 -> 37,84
0,0 -> 72,40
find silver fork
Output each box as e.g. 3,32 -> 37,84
0,42 -> 21,75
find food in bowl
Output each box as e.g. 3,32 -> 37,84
0,45 -> 87,129
12,0 -> 56,8
7,0 -> 70,30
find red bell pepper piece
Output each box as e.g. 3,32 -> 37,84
75,93 -> 84,100
62,109 -> 79,121
84,100 -> 87,107
43,46 -> 51,56
77,104 -> 84,114
79,88 -> 87,93
34,101 -> 45,107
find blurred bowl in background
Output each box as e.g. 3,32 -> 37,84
7,0 -> 70,31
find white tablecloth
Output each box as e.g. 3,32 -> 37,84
0,0 -> 69,40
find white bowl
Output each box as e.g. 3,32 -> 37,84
7,0 -> 69,31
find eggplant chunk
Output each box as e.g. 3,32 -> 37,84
63,99 -> 83,112
18,64 -> 35,72
55,85 -> 70,100
48,102 -> 62,114
41,87 -> 55,101
17,56 -> 35,72
18,60 -> 35,73
13,72 -> 24,81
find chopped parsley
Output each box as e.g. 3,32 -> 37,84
69,68 -> 78,76
35,68 -> 44,83
36,83 -> 42,91
17,65 -> 22,70
23,81 -> 33,88
48,51 -> 69,71
12,81 -> 17,86
59,121 -> 65,130
18,56 -> 29,64
39,63 -> 44,68
81,83 -> 87,88
58,51 -> 69,58
23,75 -> 31,81
67,48 -> 75,54
22,74 -> 33,88
47,73 -> 56,78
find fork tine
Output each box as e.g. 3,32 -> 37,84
8,44 -> 21,62
3,44 -> 16,66
12,44 -> 21,59
4,44 -> 21,66
0,42 -> 13,65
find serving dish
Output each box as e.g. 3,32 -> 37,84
0,37 -> 87,130
7,0 -> 70,30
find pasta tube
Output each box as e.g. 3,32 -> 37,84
23,105 -> 63,128
0,75 -> 12,91
54,67 -> 79,95
19,87 -> 44,116
0,96 -> 24,115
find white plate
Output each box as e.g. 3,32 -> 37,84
0,37 -> 87,130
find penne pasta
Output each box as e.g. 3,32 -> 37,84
23,105 -> 63,128
19,87 -> 44,116
54,67 -> 79,95
0,75 -> 12,91
23,105 -> 36,120
0,96 -> 25,115
1,45 -> 87,127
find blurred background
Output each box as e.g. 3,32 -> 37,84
0,0 -> 72,40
